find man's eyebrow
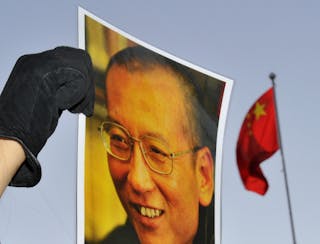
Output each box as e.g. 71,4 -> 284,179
105,115 -> 119,124
105,116 -> 170,146
142,132 -> 170,146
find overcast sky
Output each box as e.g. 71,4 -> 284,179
0,1 -> 319,244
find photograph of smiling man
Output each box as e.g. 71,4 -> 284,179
79,9 -> 232,244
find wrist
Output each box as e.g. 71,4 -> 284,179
0,138 -> 26,196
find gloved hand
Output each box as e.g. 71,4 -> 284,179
0,46 -> 95,187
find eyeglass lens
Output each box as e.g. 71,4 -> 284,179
101,122 -> 173,174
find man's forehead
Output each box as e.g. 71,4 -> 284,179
105,64 -> 193,145
106,64 -> 186,95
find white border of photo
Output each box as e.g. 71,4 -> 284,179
77,7 -> 233,244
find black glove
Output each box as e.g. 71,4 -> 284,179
0,46 -> 95,187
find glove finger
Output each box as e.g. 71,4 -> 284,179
45,47 -> 94,115
51,46 -> 93,85
54,68 -> 90,110
68,82 -> 95,116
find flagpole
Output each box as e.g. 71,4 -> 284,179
269,72 -> 297,244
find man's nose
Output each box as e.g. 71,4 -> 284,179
127,143 -> 155,194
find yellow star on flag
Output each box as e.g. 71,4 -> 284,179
253,102 -> 266,120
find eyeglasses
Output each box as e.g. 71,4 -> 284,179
99,121 -> 199,175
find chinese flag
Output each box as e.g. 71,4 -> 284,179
236,87 -> 279,195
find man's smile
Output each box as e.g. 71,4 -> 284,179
132,203 -> 164,219
139,206 -> 163,218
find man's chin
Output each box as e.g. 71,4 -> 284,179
136,233 -> 174,244
134,227 -> 194,244
138,235 -> 193,244
133,221 -> 171,244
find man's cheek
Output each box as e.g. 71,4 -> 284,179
108,160 -> 129,183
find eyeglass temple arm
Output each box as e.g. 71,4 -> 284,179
169,146 -> 201,159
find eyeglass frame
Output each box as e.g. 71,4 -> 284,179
99,120 -> 200,175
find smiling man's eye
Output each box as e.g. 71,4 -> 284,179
149,146 -> 168,157
110,133 -> 129,150
147,145 -> 169,164
111,134 -> 126,143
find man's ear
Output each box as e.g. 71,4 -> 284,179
195,146 -> 214,207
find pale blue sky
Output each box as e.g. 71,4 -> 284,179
0,1 -> 319,243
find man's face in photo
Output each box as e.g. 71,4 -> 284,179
105,63 -> 214,244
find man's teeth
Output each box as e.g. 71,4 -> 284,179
140,206 -> 162,218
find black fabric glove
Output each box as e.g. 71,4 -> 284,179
0,46 -> 95,187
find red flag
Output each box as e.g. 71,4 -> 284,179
236,87 -> 279,195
